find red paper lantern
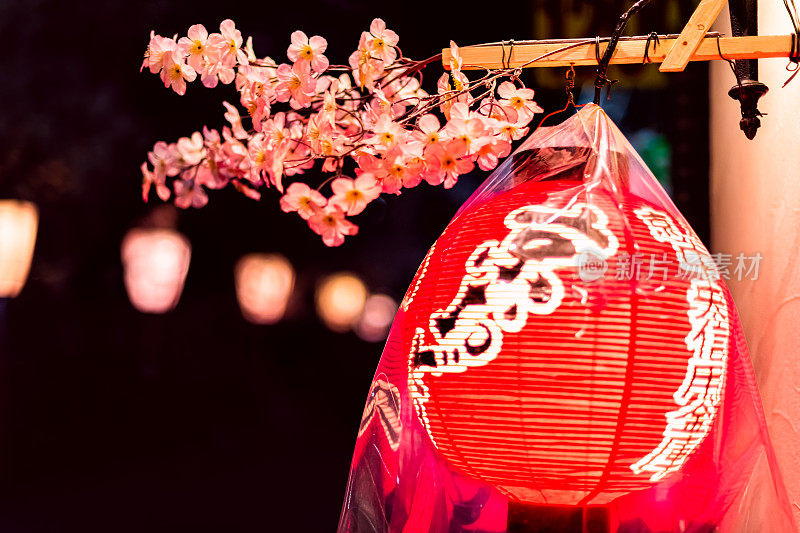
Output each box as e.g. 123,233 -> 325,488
339,105 -> 795,533
390,176 -> 728,506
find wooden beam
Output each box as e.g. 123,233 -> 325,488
443,35 -> 792,70
659,0 -> 728,72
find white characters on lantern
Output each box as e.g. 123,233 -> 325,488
631,206 -> 729,481
409,202 -> 619,440
411,202 -> 618,377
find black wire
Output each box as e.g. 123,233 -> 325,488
784,0 -> 800,34
594,0 -> 655,104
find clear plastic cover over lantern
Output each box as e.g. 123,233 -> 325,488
337,105 -> 796,533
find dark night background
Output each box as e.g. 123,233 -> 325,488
0,1 -> 707,531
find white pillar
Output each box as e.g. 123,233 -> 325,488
711,5 -> 800,527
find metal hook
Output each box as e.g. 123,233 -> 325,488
784,32 -> 800,86
565,64 -> 576,107
503,39 -> 516,70
536,64 -> 579,129
716,34 -> 744,93
594,36 -> 602,64
642,32 -> 661,64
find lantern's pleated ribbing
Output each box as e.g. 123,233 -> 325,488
389,179 -> 718,506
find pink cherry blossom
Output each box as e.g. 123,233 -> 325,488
330,174 -> 381,215
368,112 -> 404,151
376,147 -> 410,194
411,114 -> 444,148
317,85 -> 341,128
497,81 -> 543,121
305,113 -> 331,151
436,73 -> 470,120
142,32 -> 177,74
174,178 -> 209,209
236,61 -> 277,94
496,117 -> 530,142
141,162 -> 170,202
247,133 -> 271,181
349,34 -> 384,90
160,51 -> 196,95
178,24 -> 209,71
443,102 -> 487,153
367,19 -> 399,63
262,112 -> 290,148
199,63 -> 221,88
280,182 -> 327,220
424,141 -> 474,188
316,132 -> 346,162
219,19 -> 248,66
448,41 -> 463,72
382,75 -> 426,115
196,159 -> 228,189
266,143 -> 289,192
283,141 -> 315,177
199,35 -> 237,87
308,206 -> 358,247
287,31 -> 329,73
202,126 -> 221,152
223,102 -> 249,140
177,131 -> 205,165
148,141 -> 179,181
244,96 -> 270,130
475,137 -> 511,171
402,156 -> 426,188
219,128 -> 249,177
274,62 -> 316,109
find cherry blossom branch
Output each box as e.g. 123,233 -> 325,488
140,18 -> 544,246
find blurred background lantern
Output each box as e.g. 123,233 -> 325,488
0,200 -> 39,298
120,227 -> 191,314
354,294 -> 397,342
234,253 -> 295,325
316,272 -> 368,332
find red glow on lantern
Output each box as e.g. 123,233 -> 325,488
388,178 -> 728,506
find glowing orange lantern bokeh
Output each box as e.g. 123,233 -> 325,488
0,200 -> 39,298
316,272 -> 368,332
234,253 -> 295,324
121,228 -> 191,314
355,294 -> 398,342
